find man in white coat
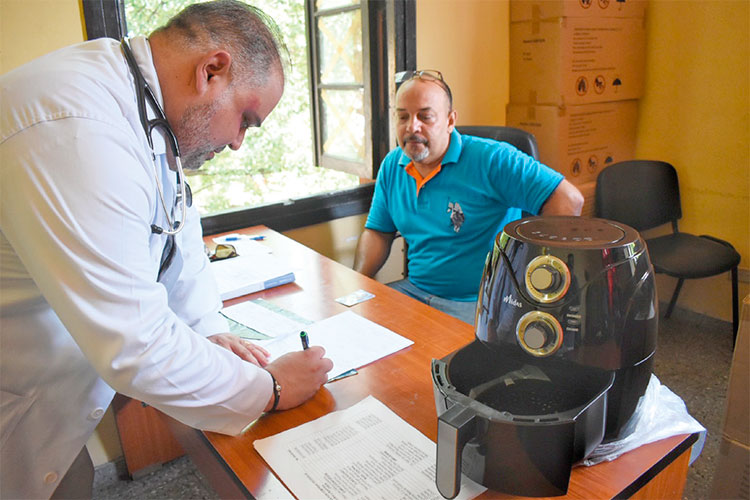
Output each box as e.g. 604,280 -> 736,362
0,1 -> 333,498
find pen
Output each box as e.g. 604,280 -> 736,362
224,235 -> 265,241
300,330 -> 309,350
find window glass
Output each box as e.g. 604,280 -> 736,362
318,10 -> 362,84
124,0 -> 359,216
309,0 -> 370,177
321,89 -> 365,161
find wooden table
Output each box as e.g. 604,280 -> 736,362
164,226 -> 697,500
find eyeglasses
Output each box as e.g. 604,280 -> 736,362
207,243 -> 238,262
394,69 -> 453,108
394,69 -> 444,84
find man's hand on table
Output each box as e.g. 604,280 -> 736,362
207,333 -> 271,367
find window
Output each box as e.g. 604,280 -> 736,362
81,0 -> 414,233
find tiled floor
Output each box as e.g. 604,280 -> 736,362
93,305 -> 736,500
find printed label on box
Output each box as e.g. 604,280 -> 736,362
510,0 -> 648,22
510,16 -> 646,105
507,101 -> 638,184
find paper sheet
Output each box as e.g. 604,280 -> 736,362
253,311 -> 414,381
222,300 -> 308,338
254,396 -> 486,500
255,470 -> 296,500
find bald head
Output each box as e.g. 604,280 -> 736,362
396,73 -> 453,111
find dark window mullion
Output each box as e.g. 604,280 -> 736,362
81,0 -> 126,40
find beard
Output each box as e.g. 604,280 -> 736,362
172,100 -> 221,171
402,134 -> 430,162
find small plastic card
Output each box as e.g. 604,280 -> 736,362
335,289 -> 375,307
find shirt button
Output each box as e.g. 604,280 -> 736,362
89,407 -> 105,420
44,471 -> 59,484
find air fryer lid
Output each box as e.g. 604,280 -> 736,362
505,216 -> 632,249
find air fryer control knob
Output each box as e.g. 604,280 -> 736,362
529,265 -> 561,293
525,255 -> 571,303
516,311 -> 563,357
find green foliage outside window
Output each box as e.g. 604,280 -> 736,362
125,0 -> 359,215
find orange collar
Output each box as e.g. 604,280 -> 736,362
405,161 -> 442,196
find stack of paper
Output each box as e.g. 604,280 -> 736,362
254,396 -> 486,500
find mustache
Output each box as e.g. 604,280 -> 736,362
404,135 -> 428,144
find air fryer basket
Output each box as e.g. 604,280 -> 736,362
433,340 -> 614,497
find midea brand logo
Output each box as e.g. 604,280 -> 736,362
503,294 -> 523,308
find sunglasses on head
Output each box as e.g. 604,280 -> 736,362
394,69 -> 444,84
394,69 -> 453,108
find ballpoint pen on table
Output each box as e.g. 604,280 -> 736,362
224,235 -> 265,241
300,331 -> 309,350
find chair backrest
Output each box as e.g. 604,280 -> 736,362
456,126 -> 539,160
594,160 -> 683,231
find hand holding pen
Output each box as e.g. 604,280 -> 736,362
264,331 -> 332,411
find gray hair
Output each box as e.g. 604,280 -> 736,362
152,0 -> 288,88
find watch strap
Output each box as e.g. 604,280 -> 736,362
269,372 -> 281,411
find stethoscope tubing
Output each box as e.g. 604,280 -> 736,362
120,38 -> 187,236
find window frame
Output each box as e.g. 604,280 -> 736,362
82,0 -> 415,235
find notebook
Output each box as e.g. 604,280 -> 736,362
210,251 -> 295,300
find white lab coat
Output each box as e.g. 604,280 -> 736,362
0,37 -> 272,499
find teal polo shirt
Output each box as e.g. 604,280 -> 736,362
366,129 -> 563,301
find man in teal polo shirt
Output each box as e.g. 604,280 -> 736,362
353,70 -> 583,324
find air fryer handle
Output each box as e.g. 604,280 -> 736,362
436,405 -> 477,499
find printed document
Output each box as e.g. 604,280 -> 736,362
253,311 -> 413,381
254,396 -> 486,500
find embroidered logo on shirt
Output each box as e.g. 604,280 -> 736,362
447,201 -> 465,233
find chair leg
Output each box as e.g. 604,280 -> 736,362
664,278 -> 685,319
731,266 -> 739,346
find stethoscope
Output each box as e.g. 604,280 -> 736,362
120,39 -> 189,236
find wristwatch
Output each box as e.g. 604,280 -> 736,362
268,372 -> 282,411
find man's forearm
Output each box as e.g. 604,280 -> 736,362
540,179 -> 584,216
353,229 -> 395,277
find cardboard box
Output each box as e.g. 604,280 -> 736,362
510,16 -> 646,106
506,100 -> 638,184
710,437 -> 750,499
710,295 -> 750,499
723,295 -> 750,446
510,0 -> 648,22
577,180 -> 597,217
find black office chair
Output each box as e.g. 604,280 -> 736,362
595,160 -> 741,342
456,125 -> 539,160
